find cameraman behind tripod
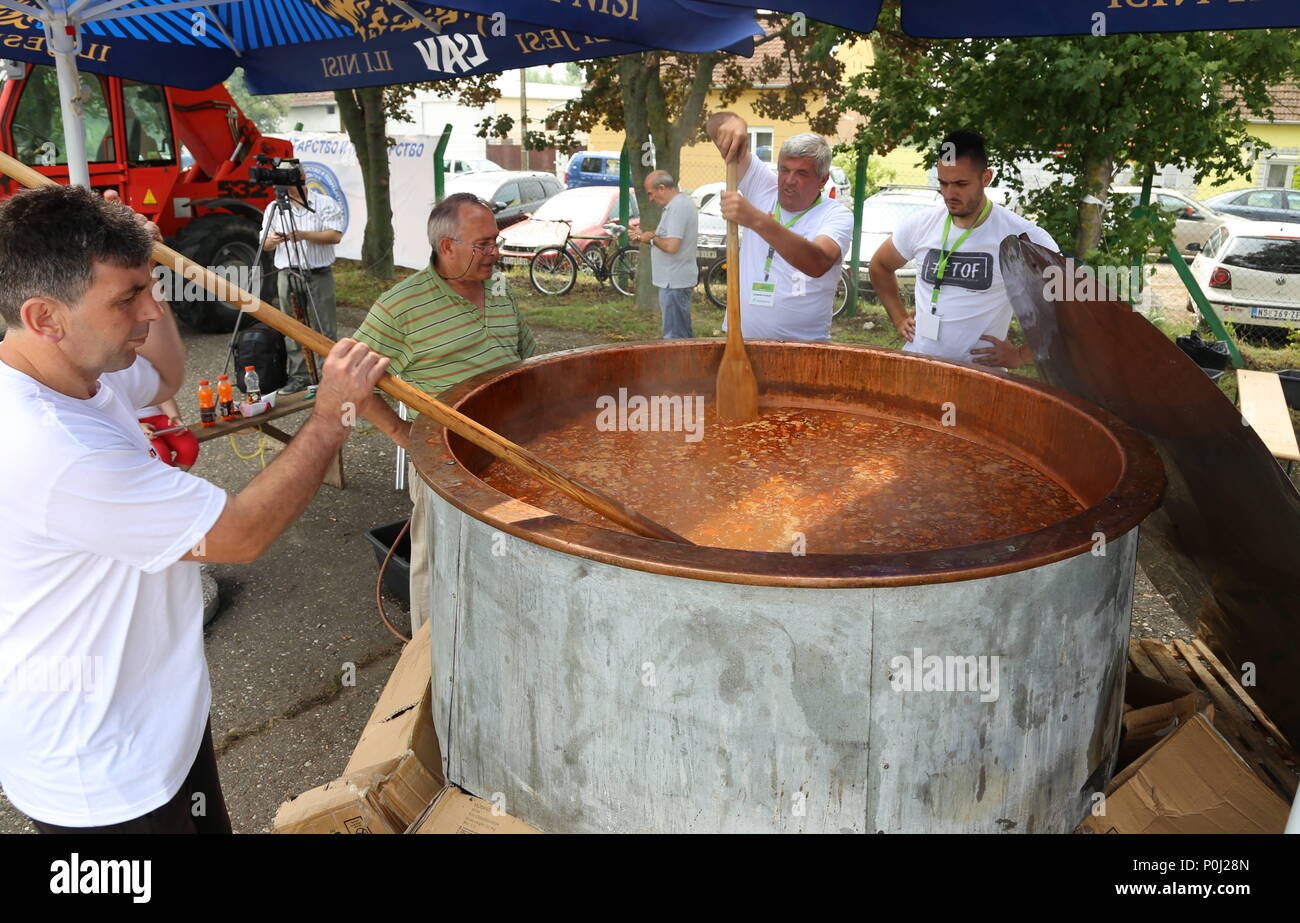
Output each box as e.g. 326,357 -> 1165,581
259,159 -> 344,394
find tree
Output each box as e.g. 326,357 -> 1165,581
537,21 -> 860,309
223,69 -> 291,132
844,9 -> 1300,266
333,75 -> 501,280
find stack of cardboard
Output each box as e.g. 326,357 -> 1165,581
1078,663 -> 1293,834
273,621 -> 541,834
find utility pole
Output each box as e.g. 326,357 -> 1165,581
520,69 -> 530,171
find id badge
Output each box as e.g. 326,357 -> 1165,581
915,308 -> 942,340
750,282 -> 776,307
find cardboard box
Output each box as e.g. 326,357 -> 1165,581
342,619 -> 445,829
1117,671 -> 1205,769
409,787 -> 543,835
274,622 -> 440,833
275,619 -> 546,834
1079,712 -> 1290,834
272,765 -> 402,834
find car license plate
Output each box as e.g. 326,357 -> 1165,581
1249,306 -> 1300,321
698,249 -> 719,260
502,256 -> 529,266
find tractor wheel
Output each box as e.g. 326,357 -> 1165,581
168,215 -> 271,333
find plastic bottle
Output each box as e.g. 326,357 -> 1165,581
243,365 -> 261,404
197,379 -> 216,427
216,374 -> 237,420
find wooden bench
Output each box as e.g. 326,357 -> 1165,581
188,390 -> 345,488
1237,369 -> 1300,473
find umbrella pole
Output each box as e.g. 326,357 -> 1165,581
49,19 -> 91,188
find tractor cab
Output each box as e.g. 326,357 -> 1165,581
0,60 -> 291,331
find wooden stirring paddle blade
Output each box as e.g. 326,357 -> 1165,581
715,160 -> 759,422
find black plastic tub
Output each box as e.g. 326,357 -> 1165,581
363,520 -> 411,607
1200,366 -> 1225,383
1279,370 -> 1300,411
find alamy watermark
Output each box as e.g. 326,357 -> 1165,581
595,388 -> 705,443
50,854 -> 150,903
151,264 -> 262,312
0,653 -> 106,703
889,647 -> 1000,702
1042,258 -> 1153,311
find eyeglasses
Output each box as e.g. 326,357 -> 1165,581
447,238 -> 500,254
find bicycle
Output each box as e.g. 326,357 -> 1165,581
529,220 -> 639,297
702,253 -> 853,318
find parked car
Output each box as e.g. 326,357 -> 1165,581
1188,218 -> 1300,339
843,187 -> 943,296
443,158 -> 503,176
827,165 -> 852,203
445,170 -> 562,229
1202,186 -> 1300,224
690,181 -> 724,210
1108,185 -> 1225,256
695,195 -> 726,267
564,150 -> 622,188
498,186 -> 640,265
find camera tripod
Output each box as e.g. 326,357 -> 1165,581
225,183 -> 327,389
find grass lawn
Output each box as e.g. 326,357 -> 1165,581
334,258 -> 1300,426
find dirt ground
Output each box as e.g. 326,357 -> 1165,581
0,295 -> 1199,834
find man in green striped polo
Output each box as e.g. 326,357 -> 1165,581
359,192 -> 536,632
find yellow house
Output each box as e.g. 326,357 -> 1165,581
585,32 -> 926,193
1197,82 -> 1300,196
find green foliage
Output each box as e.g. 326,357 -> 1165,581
843,11 -> 1300,260
831,151 -> 897,200
524,64 -> 582,86
223,69 -> 290,132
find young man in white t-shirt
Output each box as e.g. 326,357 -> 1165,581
870,130 -> 1058,369
706,113 -> 855,341
0,185 -> 389,833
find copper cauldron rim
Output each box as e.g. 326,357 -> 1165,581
411,339 -> 1165,588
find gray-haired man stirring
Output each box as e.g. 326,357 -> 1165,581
705,113 -> 854,341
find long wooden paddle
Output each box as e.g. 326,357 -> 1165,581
714,160 -> 759,421
0,151 -> 690,545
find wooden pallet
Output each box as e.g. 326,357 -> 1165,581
1128,637 -> 1298,801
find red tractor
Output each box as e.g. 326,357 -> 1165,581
0,60 -> 293,332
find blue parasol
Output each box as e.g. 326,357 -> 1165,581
0,0 -> 762,184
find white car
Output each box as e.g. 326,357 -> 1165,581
1188,219 -> 1300,335
443,158 -> 504,176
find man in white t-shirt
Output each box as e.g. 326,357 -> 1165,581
0,185 -> 389,833
870,130 -> 1058,368
705,113 -> 854,341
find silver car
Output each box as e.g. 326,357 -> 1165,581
1109,186 -> 1225,257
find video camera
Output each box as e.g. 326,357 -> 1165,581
250,155 -> 306,188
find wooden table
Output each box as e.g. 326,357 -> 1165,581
1237,369 -> 1300,469
188,391 -> 345,488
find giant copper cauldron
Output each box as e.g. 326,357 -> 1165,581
410,340 -> 1164,833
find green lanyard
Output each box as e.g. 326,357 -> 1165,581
763,194 -> 822,280
929,199 -> 991,309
